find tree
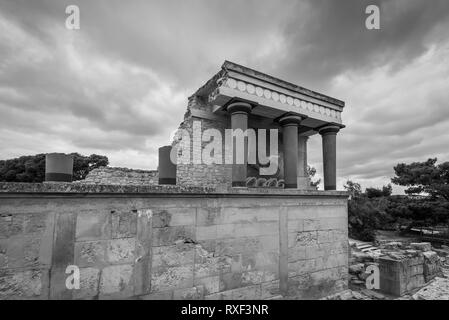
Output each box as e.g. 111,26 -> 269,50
0,153 -> 109,182
307,165 -> 321,188
365,184 -> 393,198
344,180 -> 362,199
392,158 -> 449,201
71,153 -> 109,180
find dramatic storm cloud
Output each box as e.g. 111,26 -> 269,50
1,0 -> 449,192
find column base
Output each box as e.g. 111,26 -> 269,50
284,183 -> 298,189
324,185 -> 337,191
158,178 -> 176,185
232,181 -> 247,187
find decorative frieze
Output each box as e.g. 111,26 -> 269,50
211,77 -> 342,122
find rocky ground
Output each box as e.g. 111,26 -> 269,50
324,237 -> 449,300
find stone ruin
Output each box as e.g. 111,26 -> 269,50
0,61 -> 351,300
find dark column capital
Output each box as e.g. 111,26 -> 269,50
278,115 -> 304,127
226,102 -> 252,115
318,125 -> 341,136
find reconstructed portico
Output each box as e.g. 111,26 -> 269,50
175,61 -> 345,190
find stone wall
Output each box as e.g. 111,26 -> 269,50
0,182 -> 348,300
76,167 -> 158,186
174,95 -> 285,190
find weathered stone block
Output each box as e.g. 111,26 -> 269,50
230,284 -> 262,300
241,270 -> 277,285
287,219 -> 303,233
303,219 -> 321,231
196,225 -> 217,241
76,212 -> 110,241
288,245 -> 306,262
288,259 -> 315,277
73,267 -> 100,299
107,238 -> 135,264
74,241 -> 106,267
410,242 -> 432,252
194,245 -> 231,278
196,207 -> 221,226
0,214 -> 24,238
23,213 -> 48,234
221,272 -> 243,291
99,264 -> 133,297
260,280 -> 280,299
152,226 -> 195,246
152,244 -> 194,268
0,269 -> 47,299
1,236 -> 48,269
139,290 -> 173,300
151,265 -> 194,292
194,276 -> 221,295
220,207 -> 279,225
173,286 -> 204,300
111,210 -> 137,238
215,235 -> 278,256
152,208 -> 195,228
291,231 -> 317,247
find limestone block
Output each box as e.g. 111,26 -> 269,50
152,226 -> 195,246
288,259 -> 315,277
0,214 -> 24,238
74,241 -> 106,267
106,238 -> 136,264
196,225 -> 217,241
99,264 -> 133,297
215,235 -> 278,256
303,219 -> 321,231
139,290 -> 173,300
196,208 -> 221,226
110,210 -> 137,239
287,219 -> 304,233
260,280 -> 280,299
0,269 -> 47,299
151,265 -> 194,292
288,245 -> 306,262
410,242 -> 432,252
173,286 -> 204,300
291,231 -> 318,247
242,270 -> 278,285
220,207 -> 279,225
194,245 -> 231,278
194,276 -> 222,295
73,267 -> 100,299
152,244 -> 195,268
229,285 -> 262,300
152,208 -> 195,228
1,236 -> 48,269
287,274 -> 312,297
24,213 -> 48,234
76,212 -> 111,241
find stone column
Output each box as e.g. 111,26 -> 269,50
227,102 -> 252,187
279,115 -> 303,189
45,153 -> 74,182
319,125 -> 340,190
297,135 -> 310,189
158,145 -> 176,185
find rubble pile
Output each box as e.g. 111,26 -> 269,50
348,239 -> 449,299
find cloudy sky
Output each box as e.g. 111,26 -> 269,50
1,0 -> 449,192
